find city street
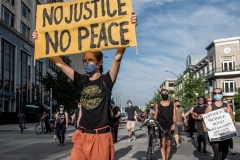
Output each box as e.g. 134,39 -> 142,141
0,122 -> 239,160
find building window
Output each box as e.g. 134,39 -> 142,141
21,22 -> 30,38
21,2 -> 30,20
1,38 -> 15,112
222,56 -> 235,71
1,6 -> 14,27
6,0 -> 14,6
222,80 -> 236,93
34,60 -> 43,103
21,51 -> 31,103
169,83 -> 175,87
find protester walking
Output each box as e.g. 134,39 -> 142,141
154,89 -> 176,160
222,97 -> 235,155
110,100 -> 121,143
203,88 -> 235,160
125,100 -> 138,142
32,12 -> 137,160
174,100 -> 186,148
40,105 -> 50,134
185,106 -> 195,139
55,105 -> 68,146
17,109 -> 26,134
192,96 -> 208,153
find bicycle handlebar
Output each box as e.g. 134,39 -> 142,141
143,118 -> 165,134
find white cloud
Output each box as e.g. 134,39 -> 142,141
110,0 -> 240,107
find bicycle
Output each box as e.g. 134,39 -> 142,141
35,119 -> 54,135
143,118 -> 165,160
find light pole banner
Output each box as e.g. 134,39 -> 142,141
203,108 -> 238,142
35,0 -> 137,60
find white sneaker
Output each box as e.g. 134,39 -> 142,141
132,135 -> 136,140
128,138 -> 131,142
230,149 -> 236,155
176,144 -> 180,149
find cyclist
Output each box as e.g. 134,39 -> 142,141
40,105 -> 50,134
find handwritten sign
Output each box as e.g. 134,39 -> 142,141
35,0 -> 137,60
203,108 -> 238,142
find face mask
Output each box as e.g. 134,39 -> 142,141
213,94 -> 222,101
176,105 -> 180,108
161,94 -> 168,100
207,102 -> 212,105
223,101 -> 228,104
84,62 -> 97,74
198,101 -> 203,105
60,108 -> 64,111
128,103 -> 132,107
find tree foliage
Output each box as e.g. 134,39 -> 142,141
41,56 -> 80,112
181,72 -> 206,108
234,88 -> 240,110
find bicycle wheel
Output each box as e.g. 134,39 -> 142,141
146,136 -> 153,160
35,124 -> 43,135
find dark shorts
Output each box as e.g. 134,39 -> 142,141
159,129 -> 174,140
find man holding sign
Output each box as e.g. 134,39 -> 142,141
33,1 -> 137,159
203,88 -> 236,160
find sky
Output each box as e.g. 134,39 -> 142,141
64,0 -> 240,107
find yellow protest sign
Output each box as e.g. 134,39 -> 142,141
35,0 -> 137,60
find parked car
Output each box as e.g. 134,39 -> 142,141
120,113 -> 127,125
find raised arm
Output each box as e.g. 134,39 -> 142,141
153,103 -> 158,120
109,12 -> 137,82
32,30 -> 74,81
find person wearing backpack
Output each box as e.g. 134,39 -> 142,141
55,105 -> 68,146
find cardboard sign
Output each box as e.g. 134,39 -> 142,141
203,108 -> 238,142
35,0 -> 137,60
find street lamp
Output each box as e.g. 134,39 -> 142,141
115,91 -> 121,105
117,95 -> 122,106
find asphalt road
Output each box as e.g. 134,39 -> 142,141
0,123 -> 239,160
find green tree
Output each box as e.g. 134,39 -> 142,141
234,88 -> 240,110
41,56 -> 80,111
181,72 -> 206,108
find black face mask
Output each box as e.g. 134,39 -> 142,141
161,94 -> 168,100
177,105 -> 180,108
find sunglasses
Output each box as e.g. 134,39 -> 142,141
213,92 -> 222,95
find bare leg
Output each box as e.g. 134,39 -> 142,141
160,138 -> 167,160
174,134 -> 179,145
165,139 -> 172,160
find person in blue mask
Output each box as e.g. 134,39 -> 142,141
204,88 -> 235,160
33,12 -> 138,160
125,100 -> 138,142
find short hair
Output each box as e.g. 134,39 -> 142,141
127,100 -> 132,104
110,100 -> 115,104
160,89 -> 168,93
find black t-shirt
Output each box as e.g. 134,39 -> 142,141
57,112 -> 66,125
74,108 -> 79,120
193,105 -> 207,121
125,107 -> 136,121
73,71 -> 113,129
43,109 -> 50,120
112,106 -> 121,122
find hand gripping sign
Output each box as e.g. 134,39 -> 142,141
35,0 -> 137,60
203,108 -> 238,142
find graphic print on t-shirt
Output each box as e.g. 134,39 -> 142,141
80,84 -> 103,110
